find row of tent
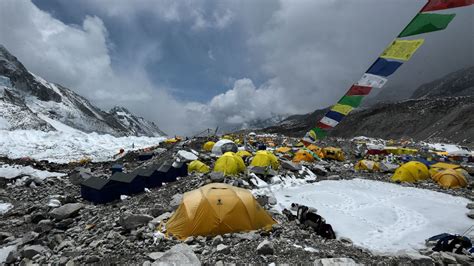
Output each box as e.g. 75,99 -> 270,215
188,150 -> 279,176
80,162 -> 187,204
390,161 -> 468,189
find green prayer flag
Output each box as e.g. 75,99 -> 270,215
311,127 -> 327,140
399,13 -> 456,37
338,95 -> 364,108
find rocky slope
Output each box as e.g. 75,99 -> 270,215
0,45 -> 165,137
263,67 -> 474,144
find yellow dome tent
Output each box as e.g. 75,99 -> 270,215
293,150 -> 314,163
213,152 -> 246,176
428,162 -> 462,177
203,141 -> 216,152
355,160 -> 380,172
432,169 -> 467,189
166,183 -> 276,239
391,161 -> 430,183
275,147 -> 292,154
188,160 -> 210,174
322,147 -> 345,161
250,150 -> 279,170
236,150 -> 252,158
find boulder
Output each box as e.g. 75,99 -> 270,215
397,251 -> 433,263
212,235 -> 223,246
49,203 -> 84,220
148,252 -> 164,261
21,245 -> 47,259
170,194 -> 183,208
153,244 -> 200,265
467,203 -> 474,209
209,172 -> 225,183
310,165 -> 328,176
314,258 -> 359,266
235,232 -> 260,241
280,160 -> 302,171
256,240 -> 274,255
216,244 -> 230,254
5,248 -> 18,264
439,252 -> 457,264
119,213 -> 154,230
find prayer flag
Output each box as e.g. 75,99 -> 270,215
399,13 -> 455,37
367,58 -> 402,77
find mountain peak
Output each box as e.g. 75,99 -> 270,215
0,45 -> 165,137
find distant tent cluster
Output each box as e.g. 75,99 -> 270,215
303,0 -> 474,143
81,162 -> 187,204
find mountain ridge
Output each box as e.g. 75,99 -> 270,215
0,45 -> 165,137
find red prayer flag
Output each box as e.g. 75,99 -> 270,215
346,85 -> 372,96
317,121 -> 333,129
422,0 -> 474,12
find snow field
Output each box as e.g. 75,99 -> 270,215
267,178 -> 472,254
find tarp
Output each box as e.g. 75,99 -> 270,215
422,0 -> 474,12
166,183 -> 276,239
381,39 -> 425,61
399,13 -> 456,37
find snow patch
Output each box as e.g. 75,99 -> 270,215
271,178 -> 472,254
0,202 -> 13,215
0,164 -> 66,180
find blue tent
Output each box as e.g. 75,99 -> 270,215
81,176 -> 119,204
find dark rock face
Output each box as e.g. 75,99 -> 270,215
0,44 -> 165,137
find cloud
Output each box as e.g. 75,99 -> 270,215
2,0 -> 473,136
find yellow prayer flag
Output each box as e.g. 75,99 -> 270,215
331,104 -> 353,115
380,39 -> 424,61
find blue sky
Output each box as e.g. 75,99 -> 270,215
1,0 -> 472,135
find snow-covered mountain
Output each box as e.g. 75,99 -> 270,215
0,45 -> 165,137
